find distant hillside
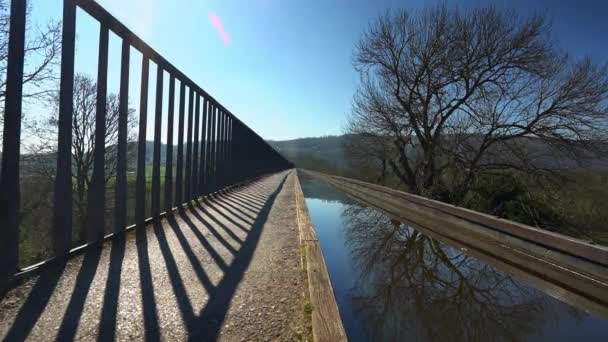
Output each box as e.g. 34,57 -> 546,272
267,134 -> 608,175
12,134 -> 607,178
267,135 -> 351,174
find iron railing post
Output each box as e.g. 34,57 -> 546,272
221,111 -> 227,187
199,98 -> 208,196
87,25 -> 109,243
192,94 -> 200,199
115,39 -> 130,233
53,0 -> 76,255
0,0 -> 26,277
135,57 -> 149,227
175,82 -> 185,207
185,87 -> 194,202
151,65 -> 163,217
164,76 -> 175,213
205,101 -> 213,194
211,104 -> 217,192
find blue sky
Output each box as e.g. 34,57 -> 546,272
30,0 -> 608,141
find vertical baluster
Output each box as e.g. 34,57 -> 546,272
231,121 -> 238,181
243,128 -> 250,178
135,57 -> 149,227
151,65 -> 163,217
205,101 -> 213,194
53,0 -> 77,255
238,122 -> 246,181
199,98 -> 208,195
215,106 -> 220,189
249,130 -> 255,177
232,120 -> 237,180
115,40 -> 130,233
87,25 -> 109,243
164,76 -> 175,213
0,0 -> 26,277
221,112 -> 227,187
174,82 -> 185,207
225,115 -> 230,183
226,116 -> 232,184
224,115 -> 229,184
216,110 -> 223,188
185,87 -> 194,201
210,103 -> 217,192
222,113 -> 228,186
192,94 -> 200,199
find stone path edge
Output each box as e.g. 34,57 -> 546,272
294,170 -> 347,342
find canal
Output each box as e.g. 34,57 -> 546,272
299,175 -> 608,341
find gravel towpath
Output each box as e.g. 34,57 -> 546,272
0,170 -> 305,341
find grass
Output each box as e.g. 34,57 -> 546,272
303,302 -> 314,315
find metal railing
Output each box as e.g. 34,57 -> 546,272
0,0 -> 291,280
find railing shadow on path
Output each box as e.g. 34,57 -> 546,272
3,261 -> 69,341
1,172 -> 289,341
187,173 -> 289,341
220,192 -> 263,214
220,184 -> 272,205
201,199 -> 255,230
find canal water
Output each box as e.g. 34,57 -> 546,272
299,176 -> 608,341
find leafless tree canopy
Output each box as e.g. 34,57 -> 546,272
26,74 -> 136,242
342,204 -> 556,340
347,5 -> 608,199
0,0 -> 61,114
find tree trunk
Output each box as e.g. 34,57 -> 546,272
75,169 -> 87,244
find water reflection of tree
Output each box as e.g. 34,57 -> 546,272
342,204 -> 569,341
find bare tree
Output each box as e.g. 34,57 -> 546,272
344,133 -> 392,185
0,0 -> 61,138
342,204 -> 559,341
347,5 -> 608,201
26,73 -> 137,243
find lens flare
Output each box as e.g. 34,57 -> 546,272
209,12 -> 231,45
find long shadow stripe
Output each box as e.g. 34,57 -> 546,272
4,261 -> 68,341
136,226 -> 161,342
227,183 -> 268,202
196,204 -> 245,244
97,235 -> 127,342
233,190 -> 268,205
241,184 -> 275,196
152,222 -> 196,329
166,215 -> 215,291
211,197 -> 257,222
219,193 -> 268,213
226,192 -> 265,211
205,203 -> 255,238
178,211 -> 230,271
228,193 -> 267,213
205,200 -> 253,228
201,200 -> 252,234
225,190 -> 266,207
218,196 -> 259,219
189,208 -> 239,256
56,247 -> 103,341
188,172 -> 290,341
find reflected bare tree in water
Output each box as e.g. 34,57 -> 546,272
342,204 -> 575,341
